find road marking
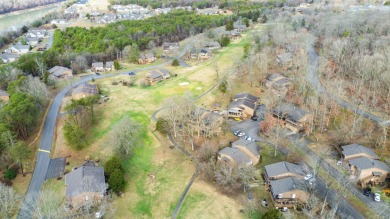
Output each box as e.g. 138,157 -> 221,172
38,149 -> 50,153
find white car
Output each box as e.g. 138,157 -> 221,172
238,132 -> 245,137
304,174 -> 313,181
374,193 -> 381,202
244,136 -> 253,141
337,160 -> 342,166
308,177 -> 316,185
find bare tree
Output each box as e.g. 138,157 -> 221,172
34,56 -> 46,78
237,164 -> 256,192
0,184 -> 21,219
19,75 -> 49,107
109,116 -> 142,156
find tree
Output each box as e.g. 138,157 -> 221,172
0,184 -> 21,219
108,169 -> 125,193
104,156 -> 123,178
63,122 -> 87,150
110,116 -> 142,156
9,141 -> 31,176
262,208 -> 281,219
219,36 -> 230,47
225,20 -> 234,31
19,75 -> 49,108
237,164 -> 255,192
171,59 -> 180,66
4,168 -> 17,180
114,60 -> 120,70
129,43 -> 140,63
244,18 -> 250,27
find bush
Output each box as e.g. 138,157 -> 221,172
108,168 -> 125,194
104,156 -> 123,178
171,59 -> 180,66
262,208 -> 282,219
4,168 -> 17,180
219,36 -> 230,47
63,123 -> 87,150
219,78 -> 228,93
155,118 -> 168,134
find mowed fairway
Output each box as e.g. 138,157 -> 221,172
51,28 -> 253,218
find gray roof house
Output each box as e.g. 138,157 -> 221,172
269,176 -> 309,208
26,37 -> 40,46
233,93 -> 258,103
0,89 -> 10,101
349,157 -> 390,172
266,73 -> 292,89
203,41 -> 221,50
65,166 -> 106,208
48,66 -> 72,78
6,45 -> 30,54
342,144 -> 379,160
264,161 -> 303,181
0,53 -> 20,63
72,83 -> 99,99
92,62 -> 104,71
348,157 -> 390,187
105,61 -> 114,70
272,102 -> 313,132
218,147 -> 252,166
232,139 -> 260,165
269,177 -> 303,197
277,52 -> 293,65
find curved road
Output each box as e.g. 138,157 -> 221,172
18,47 -> 190,218
306,45 -> 390,127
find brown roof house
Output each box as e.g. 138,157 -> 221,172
72,83 -> 99,100
264,161 -> 304,182
162,42 -> 180,52
0,89 -> 10,102
145,68 -> 170,85
341,144 -> 379,161
92,62 -> 104,72
48,66 -> 73,79
232,139 -> 260,165
272,103 -> 313,133
269,177 -> 309,209
348,157 -> 390,187
138,53 -> 156,64
65,166 -> 106,209
228,93 -> 258,119
203,41 -> 221,50
265,73 -> 293,97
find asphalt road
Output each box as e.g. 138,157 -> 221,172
306,45 -> 390,127
18,50 -> 190,218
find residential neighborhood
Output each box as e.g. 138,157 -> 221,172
1,1 -> 390,219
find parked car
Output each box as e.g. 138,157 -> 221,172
304,174 -> 313,181
251,115 -> 258,121
95,72 -> 100,75
237,132 -> 245,137
337,160 -> 342,166
233,130 -> 241,136
308,177 -> 316,185
363,188 -> 371,196
281,207 -> 288,212
243,136 -> 253,141
128,71 -> 136,75
374,193 -> 381,202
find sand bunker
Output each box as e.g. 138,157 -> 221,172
179,82 -> 190,86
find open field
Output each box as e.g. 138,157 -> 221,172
0,4 -> 61,32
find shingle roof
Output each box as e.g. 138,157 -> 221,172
233,93 -> 258,103
203,111 -> 223,126
228,99 -> 256,111
0,89 -> 9,97
277,52 -> 293,63
232,139 -> 260,157
92,62 -> 104,68
270,177 -> 304,196
12,44 -> 30,50
48,66 -> 72,77
72,83 -> 98,95
348,157 -> 390,172
265,161 -> 303,178
204,41 -> 220,48
342,144 -> 379,159
105,61 -> 114,68
156,68 -> 169,76
219,147 -> 252,165
148,70 -> 163,79
65,166 -> 105,198
273,102 -> 309,123
0,53 -> 20,60
267,73 -> 285,81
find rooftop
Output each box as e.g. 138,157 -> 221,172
264,161 -> 303,178
65,166 -> 105,198
48,66 -> 72,77
232,139 -> 260,157
348,157 -> 390,172
219,147 -> 252,165
342,144 -> 379,159
270,177 -> 304,196
233,93 -> 258,103
72,83 -> 98,95
273,102 -> 309,123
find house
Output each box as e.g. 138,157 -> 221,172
228,93 -> 258,119
218,147 -> 253,166
5,45 -> 30,54
91,62 -> 104,72
72,83 -> 99,100
348,157 -> 390,187
190,108 -> 224,136
225,30 -> 241,39
203,41 -> 221,50
36,44 -> 47,51
341,144 -> 380,161
198,49 -> 212,59
26,29 -> 47,38
65,165 -> 105,209
232,139 -> 260,165
65,6 -> 77,14
51,19 -> 67,25
162,42 -> 180,52
75,0 -> 88,4
48,66 -> 73,79
269,177 -> 309,209
0,53 -> 20,63
145,68 -> 169,85
105,61 -> 114,71
264,161 -> 303,182
138,53 -> 156,64
25,37 -> 40,46
265,73 -> 293,97
233,21 -> 247,32
272,102 -> 313,133
277,52 -> 293,67
0,90 -> 10,101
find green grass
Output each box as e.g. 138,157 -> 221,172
177,192 -> 207,219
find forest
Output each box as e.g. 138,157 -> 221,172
52,11 -> 230,53
0,0 -> 65,14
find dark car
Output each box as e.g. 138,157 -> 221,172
364,188 -> 371,196
128,71 -> 136,75
95,72 -> 100,75
251,115 -> 258,121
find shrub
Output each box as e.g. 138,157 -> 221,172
108,168 -> 125,194
155,118 -> 168,134
104,156 -> 123,178
219,36 -> 230,47
171,59 -> 179,66
4,168 -> 17,180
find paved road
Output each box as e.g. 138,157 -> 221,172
18,52 -> 190,218
306,45 -> 390,127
